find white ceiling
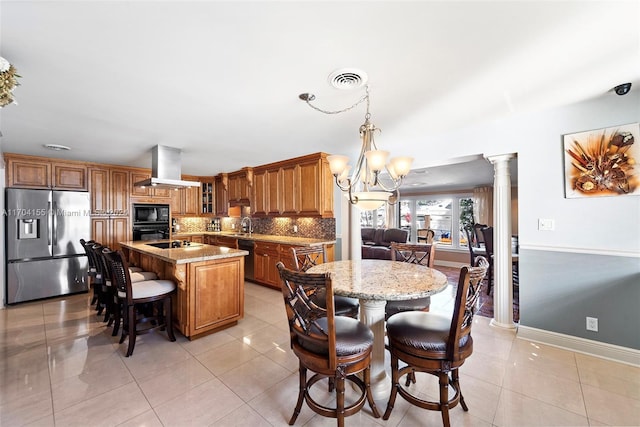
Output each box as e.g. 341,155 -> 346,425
1,1 -> 638,192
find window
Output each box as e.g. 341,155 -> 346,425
360,206 -> 386,228
399,194 -> 474,250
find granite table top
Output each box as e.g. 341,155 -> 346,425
307,259 -> 448,301
119,241 -> 249,265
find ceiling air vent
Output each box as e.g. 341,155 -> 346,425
328,68 -> 368,90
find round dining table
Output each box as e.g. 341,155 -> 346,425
307,259 -> 449,400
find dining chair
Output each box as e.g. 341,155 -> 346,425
472,223 -> 488,247
417,228 -> 435,244
463,227 -> 483,267
95,246 -> 158,336
276,262 -> 380,427
385,242 -> 436,320
480,226 -> 494,294
104,249 -> 176,357
382,258 -> 489,427
80,239 -> 99,306
290,246 -> 359,319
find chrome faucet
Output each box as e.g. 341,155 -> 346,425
240,217 -> 252,235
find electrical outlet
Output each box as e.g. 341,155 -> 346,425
293,225 -> 298,233
231,223 -> 235,229
586,317 -> 598,332
538,218 -> 555,231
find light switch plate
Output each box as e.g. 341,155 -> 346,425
538,218 -> 555,231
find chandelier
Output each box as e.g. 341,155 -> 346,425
0,56 -> 20,108
300,83 -> 413,211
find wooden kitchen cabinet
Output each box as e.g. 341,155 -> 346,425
251,168 -> 268,216
200,177 -> 215,215
188,258 -> 244,336
278,244 -> 297,270
207,235 -> 238,249
130,171 -> 172,199
91,216 -> 129,250
248,153 -> 333,218
214,173 -> 229,216
89,167 -> 130,247
254,241 -> 281,289
52,163 -> 88,190
5,154 -> 87,190
89,167 -> 130,216
227,168 -> 253,205
169,175 -> 199,216
6,157 -> 50,188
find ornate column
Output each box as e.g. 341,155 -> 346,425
486,154 -> 517,330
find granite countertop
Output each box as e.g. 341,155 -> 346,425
172,231 -> 335,246
119,240 -> 249,265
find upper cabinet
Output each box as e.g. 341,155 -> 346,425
89,167 -> 130,215
130,171 -> 171,199
5,154 -> 87,190
215,173 -> 229,217
251,153 -> 333,218
200,177 -> 215,215
170,175 -> 199,216
227,168 -> 252,205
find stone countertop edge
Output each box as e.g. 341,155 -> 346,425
171,232 -> 336,246
119,241 -> 249,265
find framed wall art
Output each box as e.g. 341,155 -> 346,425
563,122 -> 639,198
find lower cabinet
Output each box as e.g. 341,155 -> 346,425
188,258 -> 244,336
254,242 -> 280,288
253,242 -> 334,288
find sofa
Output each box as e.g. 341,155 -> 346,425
361,227 -> 409,260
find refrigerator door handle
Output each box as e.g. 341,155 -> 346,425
52,201 -> 58,246
47,201 -> 53,247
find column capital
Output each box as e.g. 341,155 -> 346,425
486,153 -> 516,164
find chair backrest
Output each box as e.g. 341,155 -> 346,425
463,228 -> 476,263
89,243 -> 107,281
276,262 -> 336,369
473,223 -> 488,247
80,239 -> 98,272
467,256 -> 490,312
103,249 -> 134,304
291,246 -> 326,272
390,242 -> 436,268
417,229 -> 435,244
448,258 -> 488,359
481,226 -> 494,256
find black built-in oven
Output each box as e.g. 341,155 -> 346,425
132,203 -> 170,241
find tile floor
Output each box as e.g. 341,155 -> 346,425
1,281 -> 639,427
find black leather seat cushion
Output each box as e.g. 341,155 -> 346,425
386,311 -> 469,353
311,290 -> 359,317
297,317 -> 373,356
385,297 -> 431,319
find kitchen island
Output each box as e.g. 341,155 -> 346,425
172,232 -> 336,289
119,240 -> 248,340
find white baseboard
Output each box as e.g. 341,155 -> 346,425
517,325 -> 640,367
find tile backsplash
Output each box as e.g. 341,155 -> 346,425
175,216 -> 335,240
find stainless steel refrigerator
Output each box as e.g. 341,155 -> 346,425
5,189 -> 91,304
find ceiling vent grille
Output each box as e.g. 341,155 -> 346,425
328,68 -> 368,90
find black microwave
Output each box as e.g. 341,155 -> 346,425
132,203 -> 170,224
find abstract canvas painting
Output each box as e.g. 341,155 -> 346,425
563,122 -> 639,198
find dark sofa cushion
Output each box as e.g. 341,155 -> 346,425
361,228 -> 409,260
361,227 -> 377,245
381,229 -> 408,247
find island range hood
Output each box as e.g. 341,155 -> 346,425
133,145 -> 200,190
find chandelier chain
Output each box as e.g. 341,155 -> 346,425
303,85 -> 370,115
